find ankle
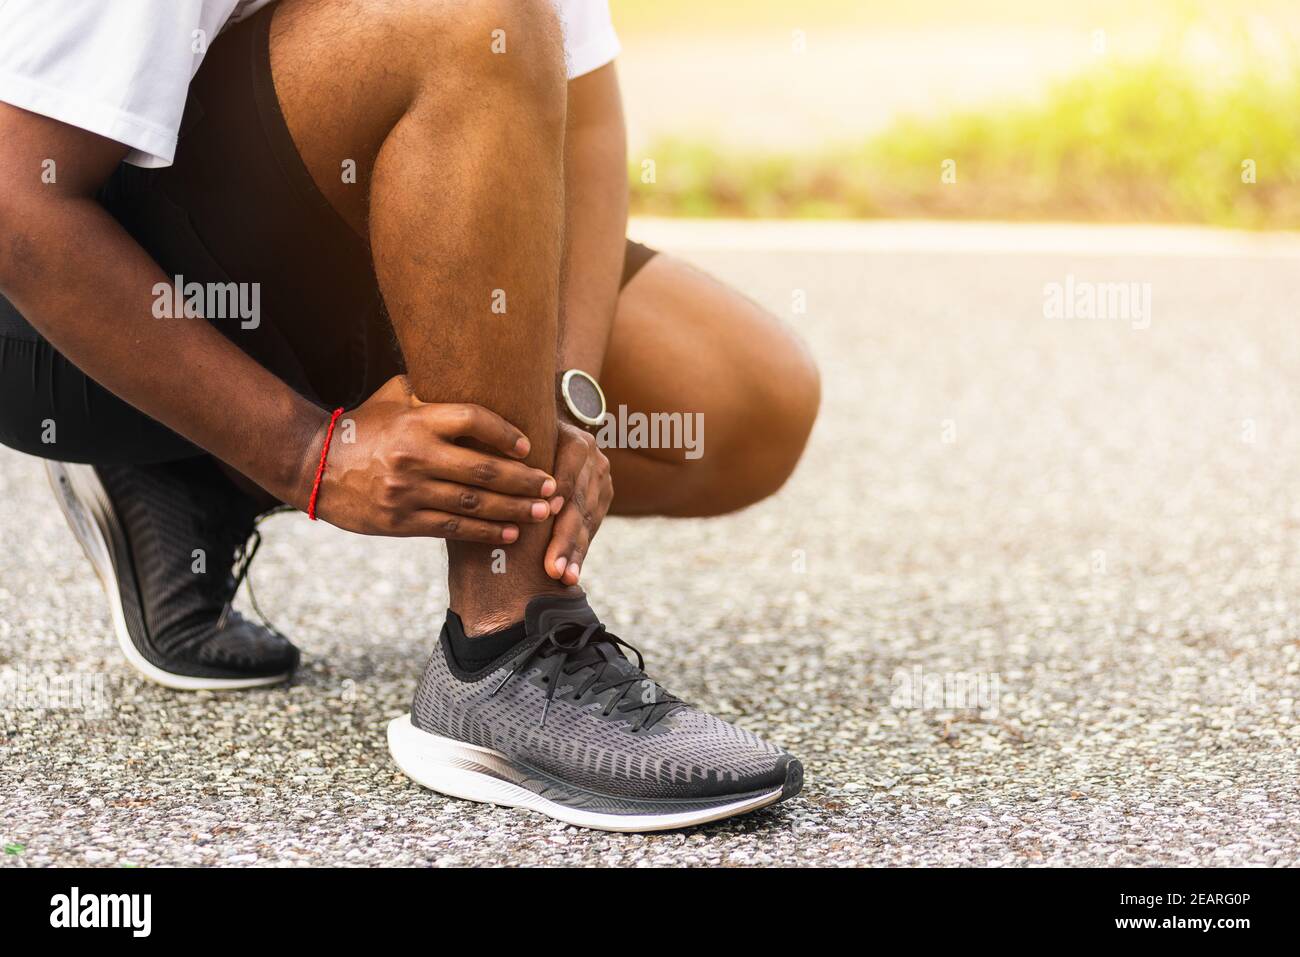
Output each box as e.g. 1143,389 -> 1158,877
461,607 -> 525,637
454,584 -> 583,637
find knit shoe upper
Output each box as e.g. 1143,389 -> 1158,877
410,594 -> 800,805
93,456 -> 298,680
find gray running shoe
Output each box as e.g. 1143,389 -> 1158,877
388,594 -> 803,831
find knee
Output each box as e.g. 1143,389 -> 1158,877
780,344 -> 822,453
400,0 -> 567,124
471,0 -> 567,106
715,333 -> 820,509
756,343 -> 821,493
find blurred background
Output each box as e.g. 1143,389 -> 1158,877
614,0 -> 1300,226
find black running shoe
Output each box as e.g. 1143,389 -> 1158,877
45,457 -> 299,689
388,594 -> 803,831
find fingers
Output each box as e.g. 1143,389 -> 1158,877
419,481 -> 552,525
545,504 -> 589,584
435,446 -> 556,498
545,459 -> 611,585
344,386 -> 560,539
427,403 -> 531,459
403,510 -> 522,544
550,426 -> 592,497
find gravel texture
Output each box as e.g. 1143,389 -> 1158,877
2,226 -> 1299,866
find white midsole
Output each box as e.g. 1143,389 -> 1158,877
45,461 -> 290,691
387,713 -> 784,833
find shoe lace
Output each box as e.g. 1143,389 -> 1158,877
215,506 -> 292,633
489,621 -> 682,732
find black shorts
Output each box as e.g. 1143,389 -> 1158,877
0,5 -> 656,466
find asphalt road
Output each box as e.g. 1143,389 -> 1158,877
2,222 -> 1299,866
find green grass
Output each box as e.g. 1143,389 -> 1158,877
629,60 -> 1300,228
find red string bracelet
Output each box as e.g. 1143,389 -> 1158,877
307,407 -> 345,521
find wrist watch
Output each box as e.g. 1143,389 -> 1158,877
560,368 -> 607,429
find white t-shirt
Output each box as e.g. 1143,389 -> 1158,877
0,0 -> 620,169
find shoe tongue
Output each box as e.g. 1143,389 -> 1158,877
524,593 -> 600,636
524,595 -> 679,720
592,642 -> 638,675
524,594 -> 639,672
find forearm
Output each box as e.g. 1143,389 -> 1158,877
0,194 -> 325,506
558,64 -> 627,378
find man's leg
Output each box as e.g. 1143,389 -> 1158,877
269,0 -> 573,634
602,252 -> 821,517
256,0 -> 806,830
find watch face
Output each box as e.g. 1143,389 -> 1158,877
564,370 -> 605,425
